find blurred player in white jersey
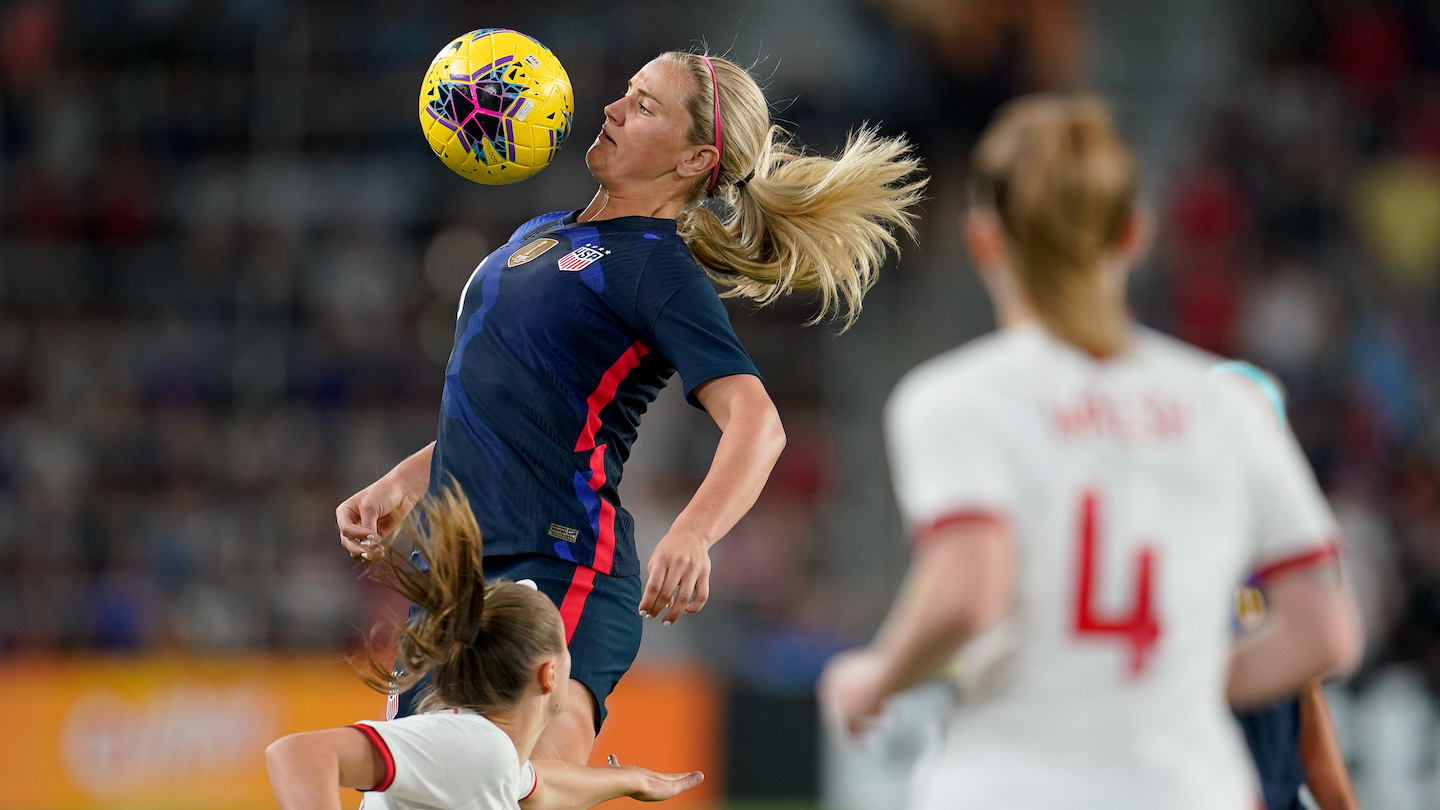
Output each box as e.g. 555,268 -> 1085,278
819,95 -> 1362,810
265,487 -> 702,810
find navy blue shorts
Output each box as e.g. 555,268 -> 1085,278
1236,698 -> 1305,810
392,553 -> 643,730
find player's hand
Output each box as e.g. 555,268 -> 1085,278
819,648 -> 888,737
640,528 -> 711,625
336,473 -> 420,561
608,754 -> 705,802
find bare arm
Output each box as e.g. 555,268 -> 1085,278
639,374 -> 785,624
1298,679 -> 1359,810
1228,566 -> 1362,709
336,442 -> 434,558
266,728 -> 385,810
819,521 -> 1015,733
521,758 -> 703,810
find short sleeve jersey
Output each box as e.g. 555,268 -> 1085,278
352,711 -> 536,810
886,325 -> 1339,810
432,211 -> 759,576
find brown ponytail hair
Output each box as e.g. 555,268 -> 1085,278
355,484 -> 565,714
969,94 -> 1139,357
659,51 -> 927,330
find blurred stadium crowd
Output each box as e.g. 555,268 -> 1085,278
1155,2 -> 1440,692
0,0 -> 858,679
1,0 -> 1439,789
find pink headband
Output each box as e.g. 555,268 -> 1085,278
700,55 -> 722,191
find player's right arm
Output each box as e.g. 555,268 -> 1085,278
265,728 -> 386,810
336,442 -> 434,559
522,757 -> 704,810
820,371 -> 1015,734
820,516 -> 1014,734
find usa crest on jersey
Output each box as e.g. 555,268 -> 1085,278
558,245 -> 610,271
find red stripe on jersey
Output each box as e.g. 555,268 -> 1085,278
349,723 -> 396,792
559,565 -> 598,644
573,341 -> 649,573
521,766 -> 539,800
1253,540 -> 1341,586
910,509 -> 1006,544
585,444 -> 620,574
575,341 -> 651,452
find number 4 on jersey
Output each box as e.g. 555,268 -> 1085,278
1072,490 -> 1162,678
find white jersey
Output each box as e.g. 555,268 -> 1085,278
885,325 -> 1339,810
353,710 -> 537,810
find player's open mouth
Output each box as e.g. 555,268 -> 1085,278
601,128 -> 616,146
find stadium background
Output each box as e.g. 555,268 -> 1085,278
3,0 -> 1440,807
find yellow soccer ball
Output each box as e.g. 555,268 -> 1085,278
419,29 -> 574,185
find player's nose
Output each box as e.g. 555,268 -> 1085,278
602,98 -> 623,124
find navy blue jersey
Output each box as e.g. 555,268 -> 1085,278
431,211 -> 760,576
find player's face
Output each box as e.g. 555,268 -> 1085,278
587,59 -> 714,192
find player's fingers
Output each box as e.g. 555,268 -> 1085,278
846,714 -> 861,736
638,563 -> 666,618
662,572 -> 696,625
658,771 -> 705,794
686,569 -> 710,613
336,501 -> 371,540
607,754 -> 620,767
637,771 -> 704,801
357,499 -> 382,536
644,563 -> 684,621
639,553 -> 682,617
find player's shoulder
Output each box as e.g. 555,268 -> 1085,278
892,329 -> 1035,403
361,710 -> 513,751
615,227 -> 709,295
1131,329 -> 1283,432
634,227 -> 703,273
1130,327 -> 1228,378
508,211 -> 571,244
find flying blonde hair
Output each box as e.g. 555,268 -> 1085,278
660,51 -> 927,329
354,484 -> 565,714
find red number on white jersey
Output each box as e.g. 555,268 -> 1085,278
1072,490 -> 1162,678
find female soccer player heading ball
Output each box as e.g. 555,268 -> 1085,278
337,51 -> 925,763
819,95 -> 1362,809
269,488 -> 703,810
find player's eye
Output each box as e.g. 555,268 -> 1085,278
638,101 -> 651,114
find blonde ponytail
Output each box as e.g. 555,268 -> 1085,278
354,483 -> 565,714
969,94 -> 1138,357
660,52 -> 927,329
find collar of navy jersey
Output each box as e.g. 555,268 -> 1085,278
560,210 -> 678,233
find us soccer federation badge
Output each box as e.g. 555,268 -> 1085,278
558,245 -> 610,271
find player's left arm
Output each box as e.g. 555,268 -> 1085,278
265,728 -> 385,810
1299,678 -> 1360,810
819,518 -> 1015,735
521,756 -> 704,810
639,374 -> 785,624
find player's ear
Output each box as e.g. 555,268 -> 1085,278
537,657 -> 558,695
1112,207 -> 1154,270
964,207 -> 1010,277
676,143 -> 718,182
